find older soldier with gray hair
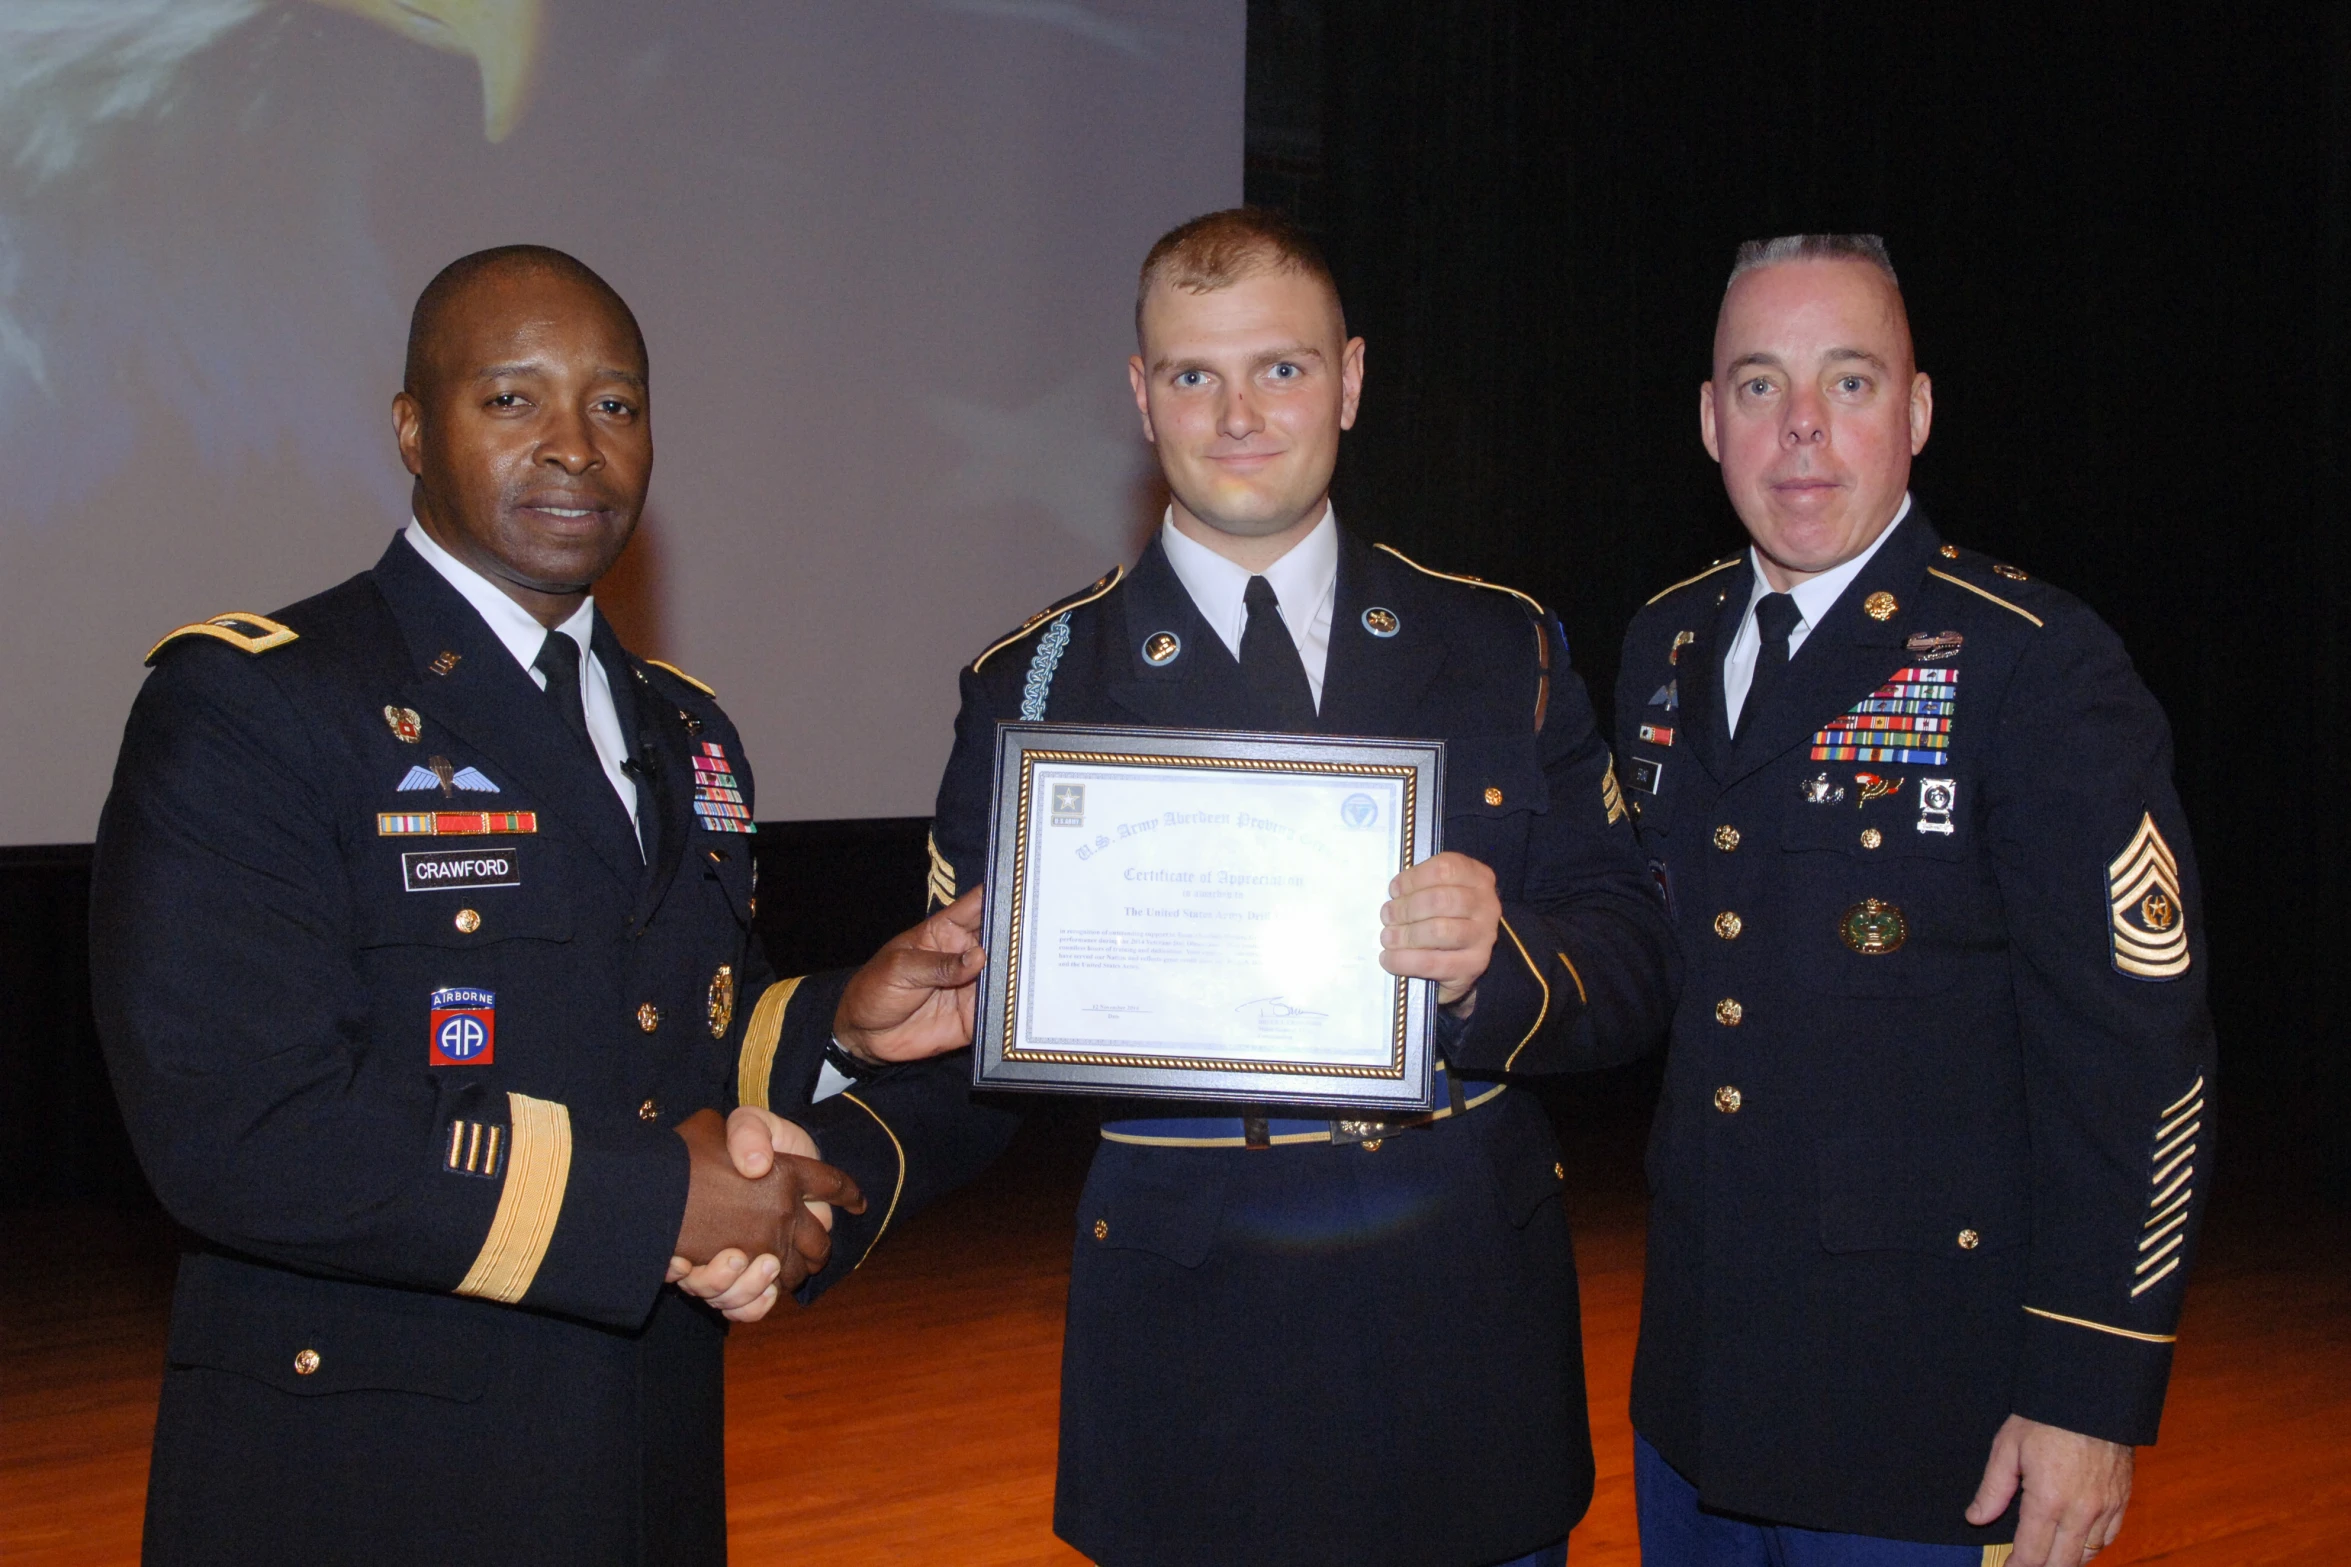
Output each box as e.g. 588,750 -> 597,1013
1615,234 -> 2215,1566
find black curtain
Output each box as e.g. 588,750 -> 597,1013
1247,0 -> 2351,1193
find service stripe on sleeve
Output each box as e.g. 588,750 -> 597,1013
455,1092 -> 572,1304
736,975 -> 805,1112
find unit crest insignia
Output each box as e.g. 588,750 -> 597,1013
1360,607 -> 1400,638
707,964 -> 737,1038
2108,812 -> 2189,979
383,705 -> 423,744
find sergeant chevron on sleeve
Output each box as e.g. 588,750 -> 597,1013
92,246 -> 996,1567
1616,233 -> 2216,1567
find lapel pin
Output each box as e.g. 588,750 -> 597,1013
1142,631 -> 1182,666
1360,607 -> 1400,638
383,705 -> 423,744
428,651 -> 461,677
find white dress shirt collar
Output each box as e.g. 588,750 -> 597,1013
1723,493 -> 1911,732
401,520 -> 640,836
1158,503 -> 1340,706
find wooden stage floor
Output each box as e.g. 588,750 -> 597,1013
5,1107 -> 2347,1565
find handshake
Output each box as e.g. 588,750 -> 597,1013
662,889 -> 987,1321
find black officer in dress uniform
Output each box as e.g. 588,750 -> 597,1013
1617,236 -> 2215,1567
923,211 -> 1676,1567
90,248 -> 994,1564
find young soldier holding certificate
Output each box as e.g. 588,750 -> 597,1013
928,209 -> 1677,1566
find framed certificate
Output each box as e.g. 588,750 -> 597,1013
974,723 -> 1445,1112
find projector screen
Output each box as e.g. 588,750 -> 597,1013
0,0 -> 1242,844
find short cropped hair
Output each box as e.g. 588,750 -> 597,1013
1136,207 -> 1343,341
1727,233 -> 1900,294
404,245 -> 645,396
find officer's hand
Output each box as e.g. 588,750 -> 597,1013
1379,852 -> 1500,1008
1966,1414 -> 2133,1564
835,887 -> 985,1065
672,1108 -> 864,1295
663,1111 -> 841,1321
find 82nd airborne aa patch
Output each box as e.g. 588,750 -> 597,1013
2109,813 -> 2189,979
429,987 -> 497,1065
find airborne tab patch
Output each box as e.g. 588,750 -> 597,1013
429,988 -> 496,1066
2109,813 -> 2189,979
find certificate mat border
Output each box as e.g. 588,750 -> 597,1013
975,724 -> 1443,1111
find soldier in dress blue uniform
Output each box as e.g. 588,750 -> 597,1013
915,210 -> 1677,1566
90,247 -> 996,1565
1617,236 -> 2216,1567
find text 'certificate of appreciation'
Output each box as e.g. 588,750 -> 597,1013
976,725 -> 1444,1111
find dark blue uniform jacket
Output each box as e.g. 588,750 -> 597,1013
90,533 -> 962,1566
926,528 -> 1677,1567
1617,507 -> 2216,1547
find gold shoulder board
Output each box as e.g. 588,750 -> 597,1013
971,565 -> 1128,673
144,612 -> 299,666
643,659 -> 717,697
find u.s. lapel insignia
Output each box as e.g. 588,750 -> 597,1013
1142,631 -> 1182,666
1863,591 -> 1899,621
428,651 -> 462,677
2109,813 -> 2189,979
1669,630 -> 1696,665
1905,630 -> 1964,661
1840,898 -> 1908,954
384,705 -> 423,744
707,964 -> 737,1038
1361,606 -> 1401,638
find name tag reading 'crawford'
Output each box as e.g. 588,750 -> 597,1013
975,724 -> 1444,1113
403,847 -> 521,893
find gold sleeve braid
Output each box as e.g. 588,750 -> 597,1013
455,1092 -> 572,1304
736,975 -> 805,1112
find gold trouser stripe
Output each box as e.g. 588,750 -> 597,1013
737,975 -> 805,1111
836,1091 -> 906,1264
2023,1305 -> 2177,1344
1498,915 -> 1550,1072
455,1092 -> 572,1304
1983,1546 -> 2014,1566
1927,568 -> 2045,627
1099,1083 -> 1509,1147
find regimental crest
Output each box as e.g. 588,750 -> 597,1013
2109,812 -> 2190,979
1812,667 -> 1957,767
707,964 -> 737,1039
383,705 -> 423,744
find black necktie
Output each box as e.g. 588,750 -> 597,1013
1737,591 -> 1802,739
532,630 -> 594,754
1240,575 -> 1316,731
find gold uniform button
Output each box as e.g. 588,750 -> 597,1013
637,1098 -> 659,1123
1861,827 -> 1883,849
1093,1219 -> 1109,1241
1958,1229 -> 1981,1250
453,908 -> 480,934
1713,1086 -> 1743,1114
293,1348 -> 321,1376
636,1003 -> 661,1034
1863,591 -> 1899,621
1483,786 -> 1504,807
1553,1162 -> 1566,1180
1713,911 -> 1743,941
1939,543 -> 1960,559
1714,825 -> 1742,852
1715,998 -> 1744,1027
